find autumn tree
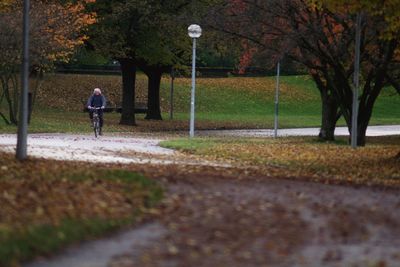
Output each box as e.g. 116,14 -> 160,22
87,0 -> 196,123
133,1 -> 192,120
209,0 -> 400,145
0,0 -> 95,124
315,0 -> 400,95
85,0 -> 137,125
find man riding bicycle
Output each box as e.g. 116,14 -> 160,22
87,88 -> 106,135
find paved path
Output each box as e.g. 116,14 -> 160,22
200,125 -> 400,137
0,133 -> 231,167
25,223 -> 167,267
1,125 -> 398,164
0,134 -> 176,164
24,176 -> 400,267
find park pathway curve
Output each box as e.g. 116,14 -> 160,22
0,128 -> 398,267
24,175 -> 400,267
0,133 -> 229,167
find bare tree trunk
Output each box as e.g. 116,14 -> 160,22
319,94 -> 339,141
2,75 -> 18,124
30,66 -> 44,109
145,68 -> 163,120
138,61 -> 169,121
312,73 -> 339,141
118,58 -> 136,126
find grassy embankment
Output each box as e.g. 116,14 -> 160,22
0,154 -> 162,267
160,136 -> 400,188
0,73 -> 399,133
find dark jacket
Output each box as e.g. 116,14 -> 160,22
87,94 -> 106,108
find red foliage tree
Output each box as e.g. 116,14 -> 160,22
208,0 -> 400,145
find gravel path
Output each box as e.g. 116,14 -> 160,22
0,134 -> 178,164
0,134 -> 230,167
1,125 -> 398,164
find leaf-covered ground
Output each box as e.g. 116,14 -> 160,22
1,133 -> 400,267
161,136 -> 400,188
0,153 -> 162,267
67,163 -> 400,267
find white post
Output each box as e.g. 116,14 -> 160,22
352,13 -> 362,148
190,38 -> 197,138
16,0 -> 30,160
274,61 -> 280,138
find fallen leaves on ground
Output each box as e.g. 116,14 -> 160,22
0,152 -> 162,266
164,136 -> 400,188
36,74 -> 318,112
173,75 -> 318,101
106,170 -> 400,267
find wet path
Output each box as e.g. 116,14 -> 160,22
24,175 -> 400,267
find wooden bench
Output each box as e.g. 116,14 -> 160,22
115,102 -> 148,114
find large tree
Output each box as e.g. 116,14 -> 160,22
133,1 -> 192,120
87,0 -> 195,123
86,0 -> 138,125
208,0 -> 400,145
0,0 -> 95,124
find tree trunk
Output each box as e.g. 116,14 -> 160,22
145,68 -> 163,120
118,58 -> 136,126
355,122 -> 367,147
137,60 -> 170,120
319,94 -> 339,141
2,76 -> 18,125
352,88 -> 381,147
341,40 -> 395,147
312,73 -> 339,141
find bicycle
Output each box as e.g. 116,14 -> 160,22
90,107 -> 102,138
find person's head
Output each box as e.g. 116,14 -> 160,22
93,88 -> 101,95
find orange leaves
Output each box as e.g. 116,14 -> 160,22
175,136 -> 400,188
0,0 -> 97,67
237,40 -> 258,74
0,0 -> 14,12
310,0 -> 400,40
0,151 -> 163,266
0,153 -> 157,231
39,1 -> 96,63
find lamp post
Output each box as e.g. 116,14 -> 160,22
274,61 -> 280,138
351,12 -> 362,148
16,0 -> 30,160
188,24 -> 202,138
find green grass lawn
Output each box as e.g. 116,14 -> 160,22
0,74 -> 399,133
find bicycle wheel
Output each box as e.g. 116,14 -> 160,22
94,120 -> 100,138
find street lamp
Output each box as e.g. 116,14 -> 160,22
16,0 -> 30,160
188,24 -> 202,138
